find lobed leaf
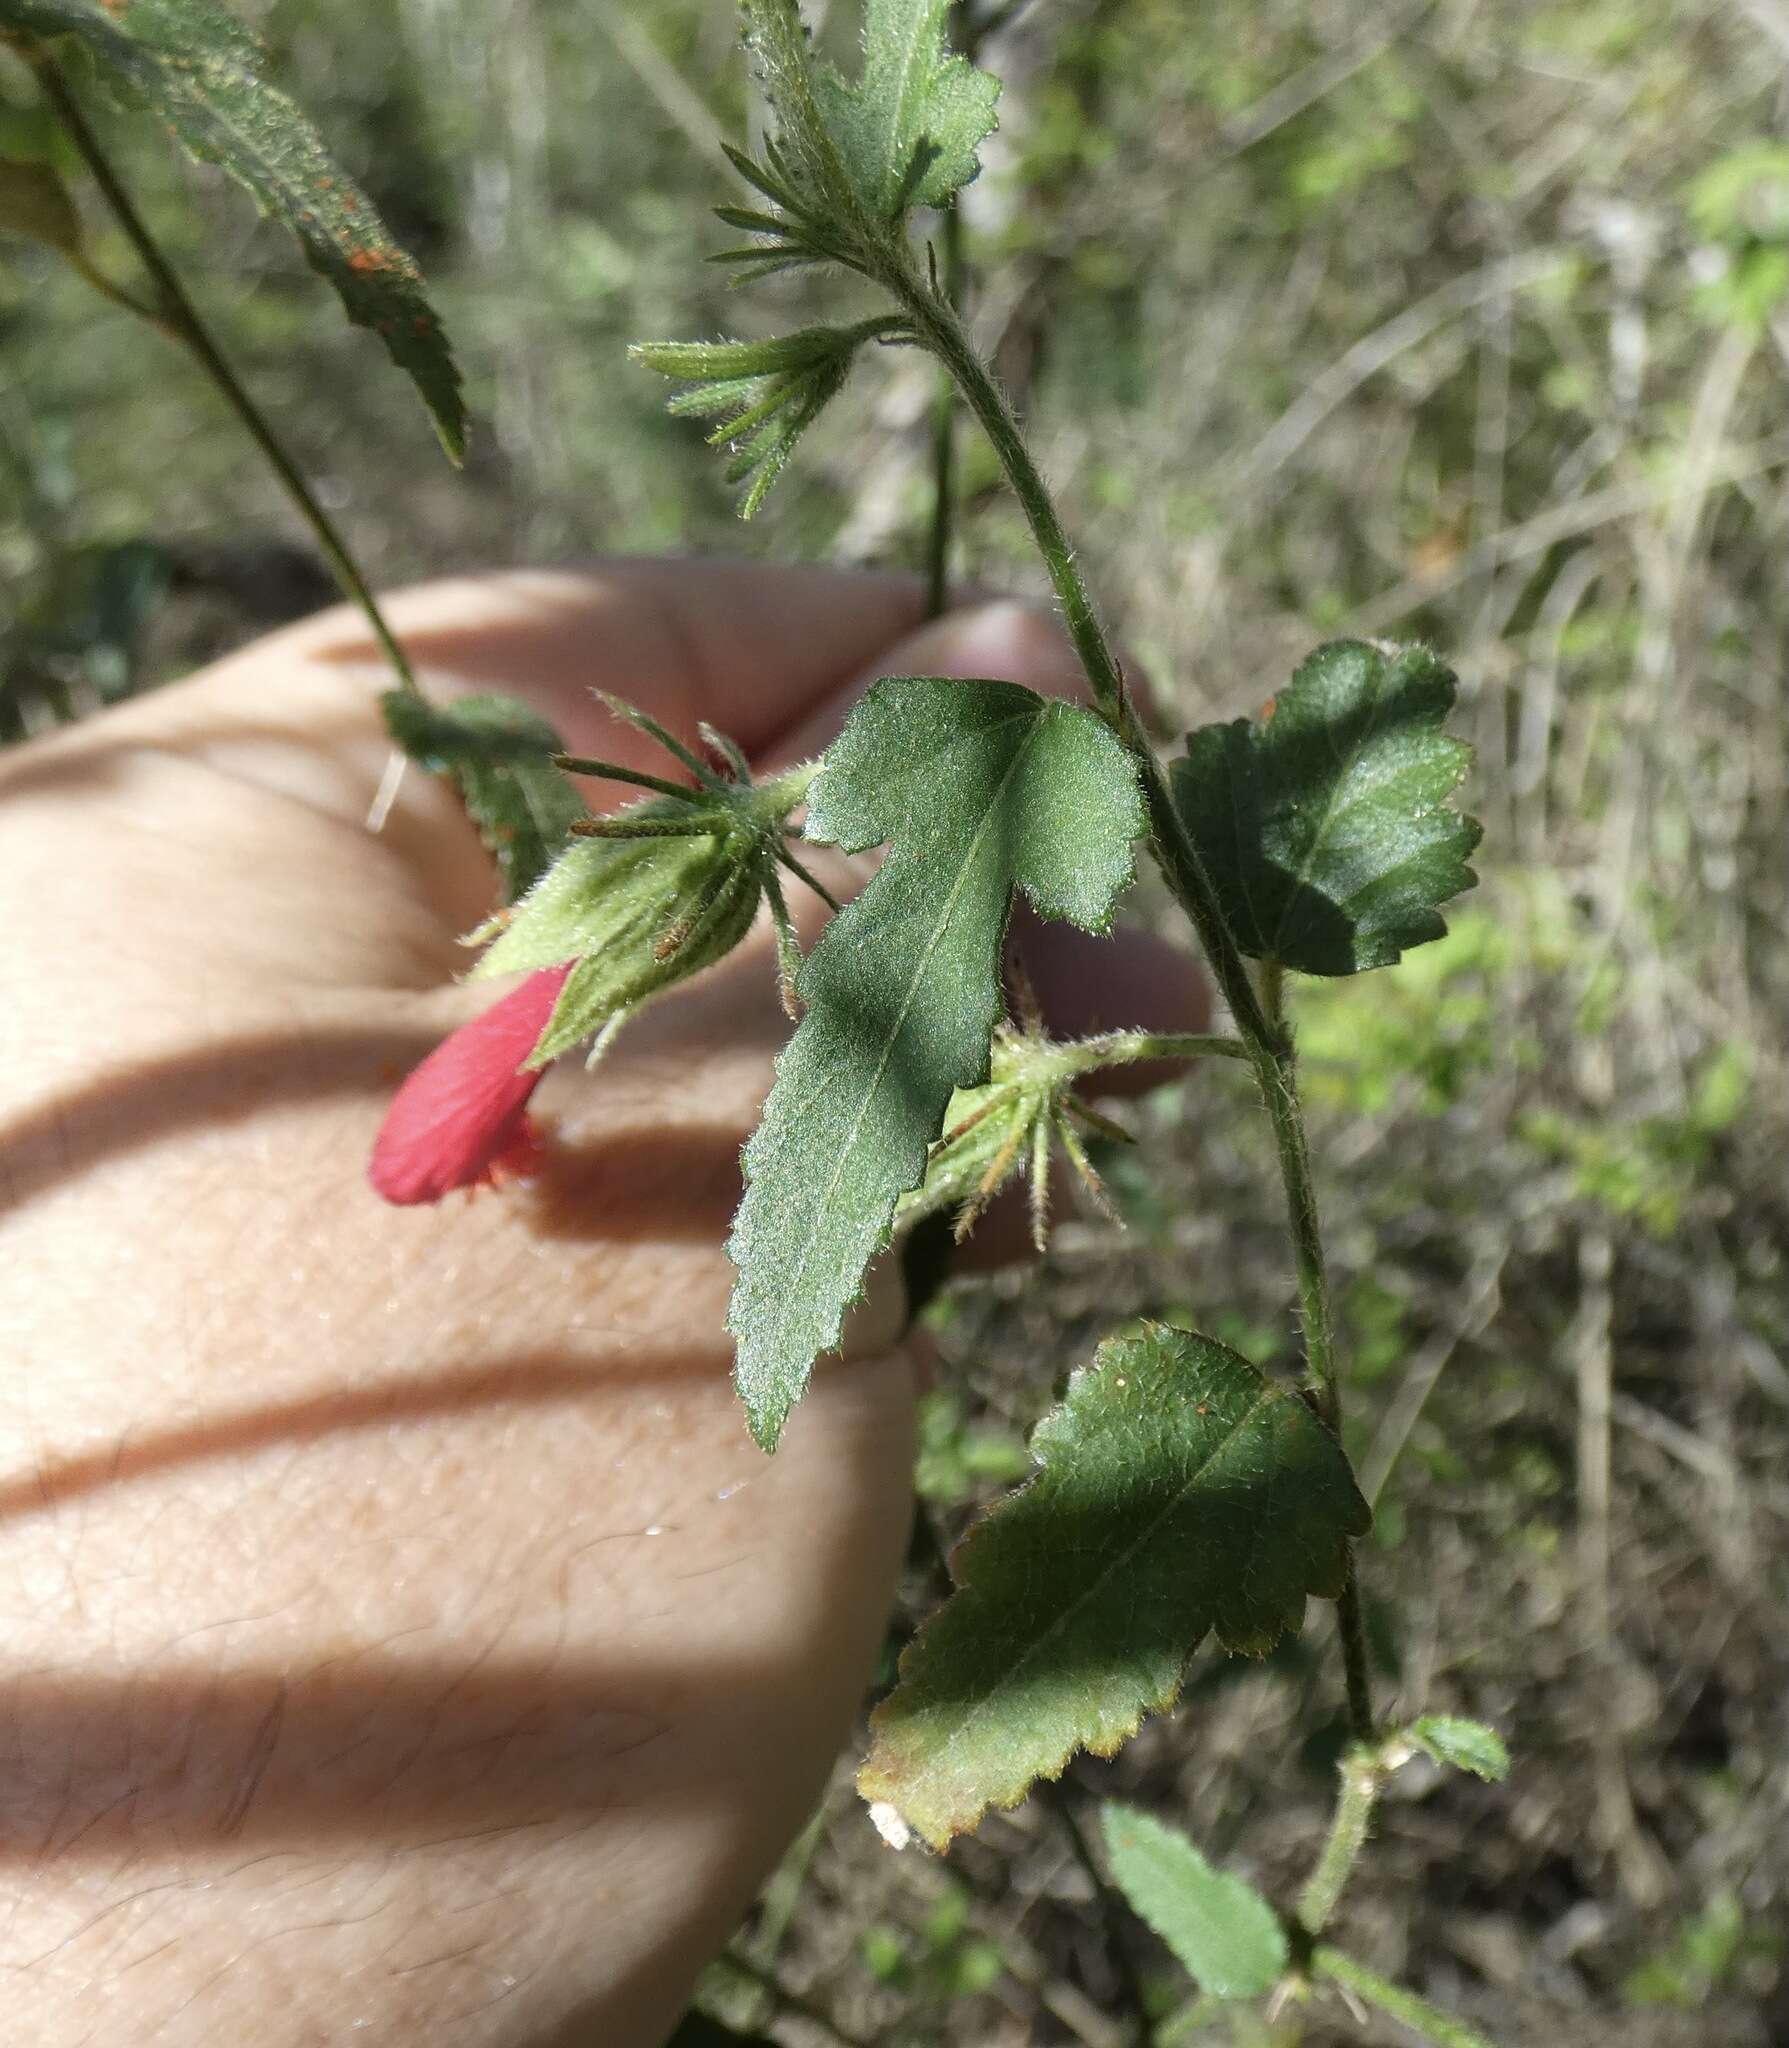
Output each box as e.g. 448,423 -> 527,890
1,0 -> 465,457
1169,640 -> 1480,976
380,691 -> 585,901
727,677 -> 1143,1449
1100,1805 -> 1287,2000
1407,1715 -> 1509,1782
811,0 -> 1000,217
857,1324 -> 1370,1847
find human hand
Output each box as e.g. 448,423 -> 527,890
0,560 -> 1203,2044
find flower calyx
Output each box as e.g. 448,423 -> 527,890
899,1022 -> 1135,1252
471,696 -> 824,1062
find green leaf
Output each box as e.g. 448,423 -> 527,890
1100,1805 -> 1287,2000
857,1324 -> 1370,1847
735,0 -> 863,225
1407,1715 -> 1509,1782
380,691 -> 586,901
1169,640 -> 1480,976
812,0 -> 1001,216
2,0 -> 465,458
0,152 -> 81,254
728,677 -> 1143,1449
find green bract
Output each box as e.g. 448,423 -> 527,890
1407,1715 -> 1510,1782
634,319 -> 909,517
0,0 -> 465,457
472,763 -> 812,1068
856,1325 -> 1370,1847
1170,639 -> 1481,977
727,675 -> 1144,1450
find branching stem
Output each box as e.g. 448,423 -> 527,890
900,265 -> 1375,1741
35,54 -> 426,702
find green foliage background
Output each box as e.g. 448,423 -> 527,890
5,1 -> 1788,2041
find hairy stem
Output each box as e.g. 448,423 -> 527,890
36,55 -> 425,701
1312,1946 -> 1495,2048
902,267 -> 1374,1739
1296,1744 -> 1382,1936
924,203 -> 966,617
1062,1030 -> 1252,1070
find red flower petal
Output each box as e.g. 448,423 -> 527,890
370,963 -> 574,1205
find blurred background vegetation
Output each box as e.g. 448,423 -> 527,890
4,1 -> 1788,2043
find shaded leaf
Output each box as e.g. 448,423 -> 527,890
812,0 -> 1000,216
1169,640 -> 1480,976
1101,1804 -> 1287,2000
381,691 -> 585,901
2,0 -> 464,456
1407,1715 -> 1509,1782
857,1325 -> 1370,1847
728,677 -> 1142,1449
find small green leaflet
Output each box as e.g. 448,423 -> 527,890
728,677 -> 1143,1450
857,1325 -> 1370,1848
1100,1806 -> 1287,2000
1,0 -> 465,458
381,691 -> 585,901
812,0 -> 1000,216
1407,1715 -> 1509,1782
1169,640 -> 1480,976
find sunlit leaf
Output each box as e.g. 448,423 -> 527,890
812,0 -> 1000,216
1,0 -> 465,457
728,676 -> 1143,1449
857,1324 -> 1370,1846
1170,640 -> 1480,976
1101,1805 -> 1287,2000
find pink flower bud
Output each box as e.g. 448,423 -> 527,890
369,963 -> 575,1205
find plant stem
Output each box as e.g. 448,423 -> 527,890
1296,1744 -> 1382,1936
902,266 -> 1375,1739
925,201 -> 966,617
35,54 -> 425,701
1040,1782 -> 1153,2048
1063,1030 -> 1252,1071
1312,1946 -> 1495,2048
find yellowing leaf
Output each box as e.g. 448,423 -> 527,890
2,0 -> 465,457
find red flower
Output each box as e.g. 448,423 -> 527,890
369,963 -> 574,1206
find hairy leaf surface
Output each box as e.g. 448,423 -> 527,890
728,677 -> 1142,1449
381,691 -> 585,901
2,0 -> 464,456
857,1325 -> 1370,1846
1101,1805 -> 1287,1999
812,0 -> 1000,215
1170,640 -> 1479,975
1408,1714 -> 1509,1781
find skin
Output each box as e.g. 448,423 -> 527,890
0,561 -> 1203,2045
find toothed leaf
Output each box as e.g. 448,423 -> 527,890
1,0 -> 465,457
1101,1806 -> 1288,2000
812,0 -> 1000,215
856,1325 -> 1369,1847
380,691 -> 586,902
728,677 -> 1143,1448
1169,641 -> 1480,976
